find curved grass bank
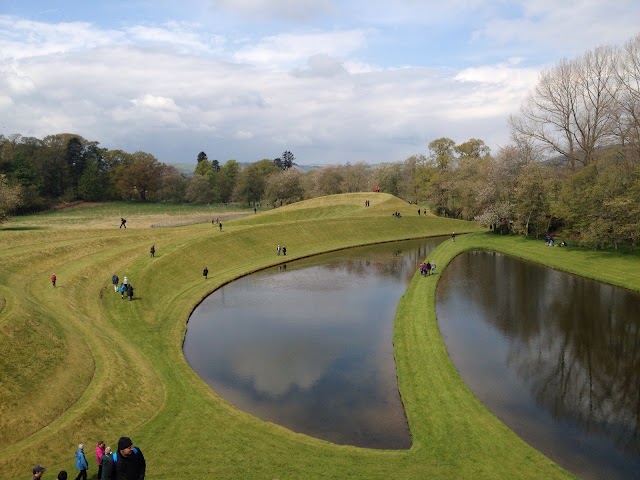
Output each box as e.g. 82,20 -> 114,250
0,193 -> 605,479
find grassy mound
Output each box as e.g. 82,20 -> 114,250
0,194 -> 588,479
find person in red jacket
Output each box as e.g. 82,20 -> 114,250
51,274 -> 57,287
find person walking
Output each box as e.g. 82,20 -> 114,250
127,284 -> 134,301
219,222 -> 223,231
119,283 -> 127,300
96,441 -> 106,480
426,261 -> 431,276
203,267 -> 208,279
114,436 -> 146,480
431,260 -> 436,275
74,443 -> 88,480
277,245 -> 281,256
112,274 -> 119,292
51,273 -> 57,287
282,245 -> 286,256
119,218 -> 127,229
123,276 -> 128,287
451,232 -> 456,241
149,245 -> 155,258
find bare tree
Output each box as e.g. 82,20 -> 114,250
614,34 -> 640,161
511,45 -> 620,169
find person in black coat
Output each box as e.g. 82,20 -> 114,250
115,437 -> 145,480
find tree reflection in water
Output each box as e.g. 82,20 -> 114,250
437,251 -> 640,479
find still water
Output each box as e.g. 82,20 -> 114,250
184,237 -> 444,449
437,251 -> 640,480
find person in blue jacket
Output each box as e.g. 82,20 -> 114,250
74,443 -> 89,480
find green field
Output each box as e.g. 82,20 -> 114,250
4,193 -> 637,479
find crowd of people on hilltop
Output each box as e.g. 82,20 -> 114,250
31,436 -> 145,480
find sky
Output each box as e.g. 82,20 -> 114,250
1,1 -> 639,166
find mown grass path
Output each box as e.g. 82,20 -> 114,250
5,194 -> 633,478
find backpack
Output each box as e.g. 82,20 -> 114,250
112,447 -> 138,464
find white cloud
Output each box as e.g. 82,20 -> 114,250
131,94 -> 179,110
1,2 -> 639,164
233,30 -> 368,69
209,0 -> 336,21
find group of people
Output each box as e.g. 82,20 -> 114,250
392,212 -> 402,217
419,260 -> 436,276
112,274 -> 134,301
211,218 -> 223,231
31,436 -> 145,480
276,245 -> 287,256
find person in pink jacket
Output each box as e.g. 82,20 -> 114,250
96,441 -> 105,480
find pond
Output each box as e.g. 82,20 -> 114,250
183,237 -> 445,449
437,251 -> 640,480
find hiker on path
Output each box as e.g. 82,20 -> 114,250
431,260 -> 436,275
451,232 -> 456,241
74,443 -> 88,480
112,274 -> 119,292
203,267 -> 208,279
119,283 -> 127,300
115,436 -> 146,480
150,245 -> 155,258
120,218 -> 127,229
51,273 -> 57,287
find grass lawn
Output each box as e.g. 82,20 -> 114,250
4,193 -> 635,479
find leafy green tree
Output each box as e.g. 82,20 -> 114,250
0,174 -> 21,221
112,151 -> 165,201
282,151 -> 295,170
66,137 -> 85,199
233,159 -> 280,205
156,167 -> 187,202
219,160 -> 240,203
428,137 -> 456,171
341,162 -> 371,193
264,168 -> 305,205
185,174 -> 216,203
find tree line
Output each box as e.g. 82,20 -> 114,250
2,34 -> 640,250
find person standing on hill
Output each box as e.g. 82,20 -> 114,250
112,274 -> 119,292
120,218 -> 127,229
51,273 -> 57,287
150,245 -> 155,258
203,267 -> 209,279
219,222 -> 223,231
451,232 -> 456,241
100,447 -> 114,480
114,436 -> 146,480
96,441 -> 106,480
74,443 -> 88,480
282,245 -> 287,256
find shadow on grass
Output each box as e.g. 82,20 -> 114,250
1,226 -> 48,231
